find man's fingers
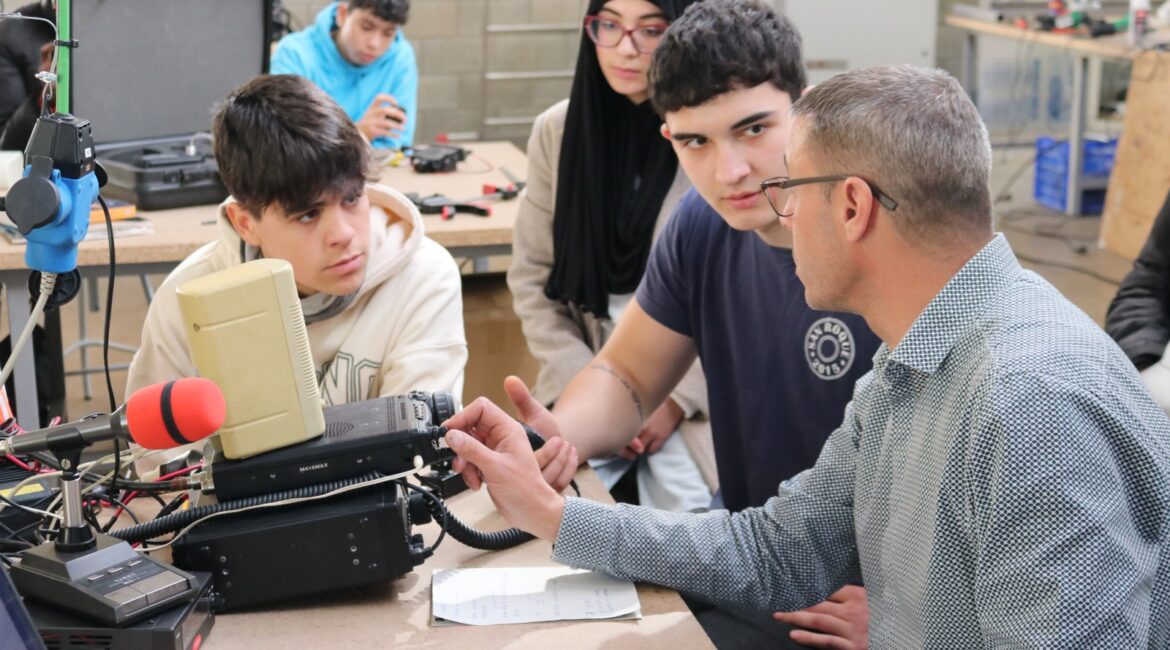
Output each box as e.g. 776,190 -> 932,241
787,628 -> 852,650
445,429 -> 500,487
796,600 -> 845,617
452,455 -> 482,490
462,467 -> 483,490
828,585 -> 866,604
618,446 -> 638,461
773,611 -> 849,637
553,446 -> 578,491
540,440 -> 571,486
628,437 -> 645,454
443,397 -> 510,443
533,436 -> 561,467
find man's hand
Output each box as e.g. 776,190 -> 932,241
772,585 -> 869,649
504,376 -> 579,491
443,397 -> 566,540
620,397 -> 683,460
356,93 -> 407,141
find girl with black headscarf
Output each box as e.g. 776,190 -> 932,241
507,0 -> 711,512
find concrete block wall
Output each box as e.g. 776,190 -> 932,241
277,1 -> 974,147
278,0 -> 587,146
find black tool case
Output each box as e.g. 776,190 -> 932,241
97,137 -> 228,211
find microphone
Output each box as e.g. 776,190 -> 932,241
0,378 -> 225,457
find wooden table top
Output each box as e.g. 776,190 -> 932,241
0,141 -> 526,272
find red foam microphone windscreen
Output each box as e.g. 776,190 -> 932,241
126,378 -> 226,449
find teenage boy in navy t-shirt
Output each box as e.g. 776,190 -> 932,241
500,2 -> 881,647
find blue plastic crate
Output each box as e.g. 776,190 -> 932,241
1033,136 -> 1117,215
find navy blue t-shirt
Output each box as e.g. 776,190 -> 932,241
636,190 -> 882,512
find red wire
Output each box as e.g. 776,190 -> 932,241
5,454 -> 36,472
158,464 -> 201,481
105,463 -> 202,523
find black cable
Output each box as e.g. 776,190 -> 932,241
79,474 -> 188,492
396,480 -> 446,562
110,472 -> 382,543
415,427 -> 581,552
424,493 -> 534,550
0,538 -> 32,551
99,495 -> 140,533
97,195 -> 121,500
157,492 -> 188,518
25,451 -> 59,471
81,496 -> 101,530
10,520 -> 45,544
0,491 -> 52,521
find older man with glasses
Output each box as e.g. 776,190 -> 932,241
443,63 -> 1170,648
503,2 -> 882,645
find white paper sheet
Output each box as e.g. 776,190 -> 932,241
431,567 -> 642,626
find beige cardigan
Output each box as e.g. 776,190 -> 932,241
507,100 -> 717,490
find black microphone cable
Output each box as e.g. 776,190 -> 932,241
408,426 -> 582,554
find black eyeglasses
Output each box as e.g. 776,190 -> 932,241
583,15 -> 669,54
760,175 -> 899,218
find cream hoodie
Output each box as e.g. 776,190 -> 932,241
126,184 -> 467,408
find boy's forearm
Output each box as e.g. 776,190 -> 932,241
552,300 -> 697,460
552,359 -> 653,459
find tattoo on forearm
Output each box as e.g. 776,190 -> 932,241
589,364 -> 644,421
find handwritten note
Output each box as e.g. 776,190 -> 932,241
431,567 -> 642,626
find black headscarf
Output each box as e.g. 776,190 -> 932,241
544,0 -> 697,319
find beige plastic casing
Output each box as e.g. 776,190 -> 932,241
177,259 -> 325,459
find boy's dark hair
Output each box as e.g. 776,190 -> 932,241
212,74 -> 374,217
348,0 -> 410,25
649,0 -> 805,114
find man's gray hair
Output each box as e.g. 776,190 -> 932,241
790,65 -> 993,243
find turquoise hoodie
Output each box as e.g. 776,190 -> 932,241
270,2 -> 418,149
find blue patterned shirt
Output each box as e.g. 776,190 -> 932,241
553,235 -> 1170,648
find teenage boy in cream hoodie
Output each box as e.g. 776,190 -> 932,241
126,74 -> 466,413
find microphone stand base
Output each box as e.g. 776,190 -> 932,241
10,532 -> 199,627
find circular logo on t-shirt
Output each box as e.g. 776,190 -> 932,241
805,317 -> 856,380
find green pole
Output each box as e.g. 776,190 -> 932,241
57,0 -> 70,113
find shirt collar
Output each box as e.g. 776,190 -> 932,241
886,234 -> 1021,375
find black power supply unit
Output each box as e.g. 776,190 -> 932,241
27,572 -> 215,650
170,484 -> 419,611
0,465 -> 59,545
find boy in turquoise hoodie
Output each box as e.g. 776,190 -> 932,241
271,1 -> 417,149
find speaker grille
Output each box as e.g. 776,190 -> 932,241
325,422 -> 354,438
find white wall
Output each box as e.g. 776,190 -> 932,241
778,0 -> 939,85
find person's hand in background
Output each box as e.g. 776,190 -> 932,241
620,396 -> 683,460
357,92 -> 406,141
